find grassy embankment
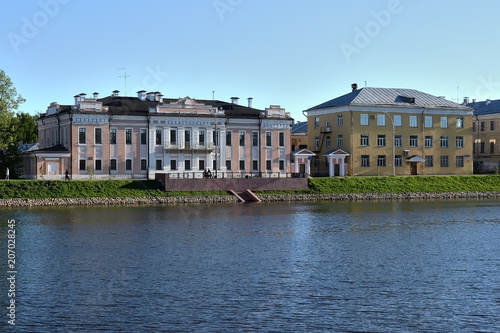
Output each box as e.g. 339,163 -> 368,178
1,175 -> 500,199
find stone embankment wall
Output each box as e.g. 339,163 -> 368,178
0,195 -> 239,207
1,192 -> 500,207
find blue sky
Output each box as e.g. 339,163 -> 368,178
2,0 -> 500,121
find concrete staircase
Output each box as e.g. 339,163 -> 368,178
228,189 -> 262,203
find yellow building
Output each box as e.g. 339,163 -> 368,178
304,85 -> 474,176
470,99 -> 500,173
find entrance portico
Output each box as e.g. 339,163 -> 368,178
291,148 -> 315,176
324,149 -> 349,177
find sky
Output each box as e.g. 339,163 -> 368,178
2,0 -> 500,121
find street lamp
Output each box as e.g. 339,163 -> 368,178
384,111 -> 395,176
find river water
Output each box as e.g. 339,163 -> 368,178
1,200 -> 500,332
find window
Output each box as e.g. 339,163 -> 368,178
337,115 -> 343,126
325,136 -> 331,147
377,114 -> 386,126
337,135 -> 343,147
314,137 -> 320,150
79,128 -> 86,144
279,132 -> 285,147
126,159 -> 132,170
314,117 -> 319,129
226,160 -> 232,171
377,135 -> 386,147
425,156 -> 433,167
480,142 -> 485,153
491,142 -> 495,153
361,155 -> 370,167
456,156 -> 464,167
142,159 -> 149,170
110,159 -> 117,170
79,159 -> 86,170
252,132 -> 258,146
199,130 -> 205,145
199,160 -> 205,171
266,160 -> 272,170
456,136 -> 464,148
473,122 -> 476,132
126,129 -> 132,145
409,115 -> 418,127
185,160 -> 191,170
440,136 -> 449,148
361,134 -> 369,146
185,130 -> 191,147
377,155 -> 386,167
95,159 -> 102,171
491,121 -> 495,131
140,129 -> 147,145
440,116 -> 448,128
156,129 -> 162,145
425,116 -> 433,128
395,155 -> 402,167
360,114 -> 369,126
425,136 -> 433,147
95,128 -> 102,145
110,128 -> 117,144
170,129 -> 177,144
239,131 -> 245,146
171,160 -> 177,170
155,160 -> 161,170
480,122 -> 485,131
239,160 -> 245,171
266,132 -> 272,147
252,160 -> 258,171
279,160 -> 285,170
394,135 -> 402,147
410,135 -> 418,147
394,115 -> 402,127
456,117 -> 464,128
440,156 -> 449,167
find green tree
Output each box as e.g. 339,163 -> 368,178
12,112 -> 38,144
0,69 -> 25,150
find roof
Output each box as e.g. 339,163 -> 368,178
292,148 -> 315,156
291,121 -> 307,134
39,95 -> 293,120
31,144 -> 70,153
307,87 -> 472,111
468,99 -> 500,115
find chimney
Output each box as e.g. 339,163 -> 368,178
247,97 -> 253,108
463,97 -> 469,104
137,90 -> 147,101
231,97 -> 239,104
147,92 -> 155,101
351,83 -> 358,92
74,94 -> 80,105
112,90 -> 120,97
158,93 -> 164,103
79,93 -> 87,101
472,99 -> 476,103
93,92 -> 99,99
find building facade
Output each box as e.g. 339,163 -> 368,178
469,99 -> 500,173
27,91 -> 293,180
304,85 -> 474,176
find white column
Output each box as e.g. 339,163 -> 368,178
329,157 -> 334,177
340,157 -> 345,176
219,126 -> 226,171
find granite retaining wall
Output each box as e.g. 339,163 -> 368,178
1,192 -> 500,207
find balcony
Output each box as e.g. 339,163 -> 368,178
165,142 -> 215,151
320,126 -> 331,133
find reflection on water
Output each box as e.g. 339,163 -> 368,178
1,200 -> 500,332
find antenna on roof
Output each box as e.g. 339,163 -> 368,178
212,90 -> 215,100
117,68 -> 130,96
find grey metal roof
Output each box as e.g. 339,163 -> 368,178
468,99 -> 500,115
291,121 -> 307,134
307,87 -> 472,111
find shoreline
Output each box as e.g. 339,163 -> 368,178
1,191 -> 500,207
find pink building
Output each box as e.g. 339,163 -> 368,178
25,91 -> 293,180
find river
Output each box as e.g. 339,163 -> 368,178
1,200 -> 500,332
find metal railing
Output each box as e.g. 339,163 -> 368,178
163,172 -> 307,180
